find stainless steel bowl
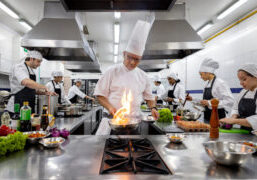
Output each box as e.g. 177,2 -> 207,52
23,131 -> 50,144
252,130 -> 257,136
184,111 -> 201,121
203,141 -> 256,166
166,133 -> 185,143
39,137 -> 65,148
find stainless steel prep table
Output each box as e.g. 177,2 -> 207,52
0,133 -> 257,179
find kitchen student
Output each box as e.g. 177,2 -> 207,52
220,64 -> 257,131
67,79 -> 95,104
186,58 -> 234,123
152,77 -> 165,104
6,50 -> 56,114
162,72 -> 185,110
45,71 -> 71,105
94,20 -> 159,135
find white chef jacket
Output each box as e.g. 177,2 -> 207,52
67,85 -> 86,100
231,87 -> 257,130
94,63 -> 154,114
153,84 -> 165,100
45,81 -> 71,104
204,77 -> 234,113
161,82 -> 185,105
6,62 -> 35,112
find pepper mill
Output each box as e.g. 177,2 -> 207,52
209,98 -> 219,139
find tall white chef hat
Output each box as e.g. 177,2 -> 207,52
125,20 -> 152,57
27,50 -> 43,61
153,75 -> 161,82
51,71 -> 63,77
199,58 -> 219,73
239,64 -> 257,78
167,72 -> 179,81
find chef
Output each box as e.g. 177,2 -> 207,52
162,72 -> 185,110
6,50 -> 55,114
152,77 -> 165,104
220,64 -> 257,131
187,58 -> 234,123
45,71 -> 71,105
94,20 -> 159,135
67,79 -> 95,104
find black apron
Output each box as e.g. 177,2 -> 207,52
153,89 -> 163,104
203,76 -> 226,123
238,90 -> 257,131
14,63 -> 36,113
69,95 -> 78,104
52,81 -> 61,104
168,83 -> 178,109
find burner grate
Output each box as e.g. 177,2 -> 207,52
100,138 -> 171,175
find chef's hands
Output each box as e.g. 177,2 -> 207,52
186,95 -> 193,101
164,97 -> 173,102
46,91 -> 58,96
151,108 -> 159,120
220,118 -> 237,125
200,100 -> 209,107
108,106 -> 116,116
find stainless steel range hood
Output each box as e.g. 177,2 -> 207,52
138,59 -> 168,72
21,1 -> 97,63
143,20 -> 203,60
64,62 -> 101,73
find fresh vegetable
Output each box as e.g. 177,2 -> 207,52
0,132 -> 27,156
157,108 -> 173,123
50,128 -> 69,138
140,105 -> 147,110
60,129 -> 70,138
0,125 -> 16,136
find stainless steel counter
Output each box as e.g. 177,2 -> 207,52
0,133 -> 257,179
55,106 -> 103,133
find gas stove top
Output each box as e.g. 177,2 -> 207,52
100,138 -> 171,175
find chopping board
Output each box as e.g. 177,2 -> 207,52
219,128 -> 250,134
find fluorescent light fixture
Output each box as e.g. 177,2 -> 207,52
197,23 -> 213,34
114,55 -> 118,63
19,20 -> 32,30
217,0 -> 248,20
114,23 -> 120,43
114,44 -> 118,55
0,2 -> 19,19
114,12 -> 121,19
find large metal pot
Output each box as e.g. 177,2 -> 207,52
38,95 -> 58,115
58,104 -> 82,116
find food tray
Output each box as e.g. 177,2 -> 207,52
176,121 -> 210,132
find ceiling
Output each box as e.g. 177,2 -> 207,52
1,0 -> 257,71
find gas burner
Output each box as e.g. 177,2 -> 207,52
100,138 -> 171,175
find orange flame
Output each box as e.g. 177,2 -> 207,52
112,90 -> 133,125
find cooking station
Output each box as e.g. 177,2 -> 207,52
0,133 -> 257,179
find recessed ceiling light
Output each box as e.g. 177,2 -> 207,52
0,2 -> 19,19
217,0 -> 248,20
114,44 -> 118,55
114,23 -> 120,43
114,12 -> 121,19
114,55 -> 118,63
197,23 -> 213,34
19,20 -> 32,30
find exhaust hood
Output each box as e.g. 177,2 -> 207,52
64,62 -> 101,73
60,0 -> 177,11
142,20 -> 203,60
21,1 -> 98,63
